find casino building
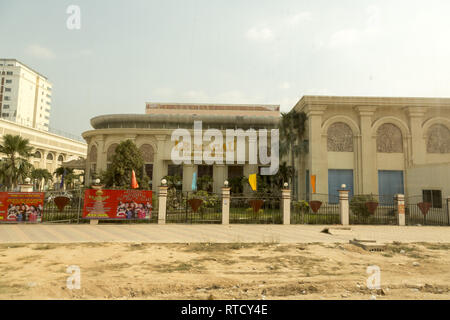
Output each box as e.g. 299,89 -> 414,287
82,103 -> 280,193
83,96 -> 450,205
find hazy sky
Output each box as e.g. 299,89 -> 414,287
1,0 -> 450,137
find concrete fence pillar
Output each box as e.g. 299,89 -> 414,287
89,183 -> 102,225
339,189 -> 350,226
158,186 -> 168,224
281,188 -> 291,225
395,194 -> 406,226
447,197 -> 450,225
221,187 -> 230,225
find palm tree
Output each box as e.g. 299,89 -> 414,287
31,168 -> 53,191
279,109 -> 308,196
0,134 -> 34,190
54,166 -> 76,190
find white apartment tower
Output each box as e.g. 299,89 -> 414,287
0,59 -> 52,131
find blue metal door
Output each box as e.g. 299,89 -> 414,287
378,170 -> 404,204
328,169 -> 354,203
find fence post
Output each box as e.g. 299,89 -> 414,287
395,194 -> 405,226
90,182 -> 102,225
221,185 -> 230,225
19,177 -> 33,192
281,186 -> 291,225
339,187 -> 350,225
158,185 -> 168,224
447,197 -> 450,226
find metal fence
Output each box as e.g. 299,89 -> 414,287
229,194 -> 282,224
42,189 -> 159,224
349,194 -> 397,225
43,189 -> 84,223
406,196 -> 450,226
291,198 -> 340,224
165,190 -> 222,224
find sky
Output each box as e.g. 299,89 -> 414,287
1,0 -> 450,137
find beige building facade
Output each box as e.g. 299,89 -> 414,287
0,118 -> 87,179
83,103 -> 280,192
295,96 -> 450,204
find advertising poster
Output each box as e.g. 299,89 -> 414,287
83,189 -> 152,219
0,192 -> 45,223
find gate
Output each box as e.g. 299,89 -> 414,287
406,196 -> 450,226
166,190 -> 221,224
43,189 -> 84,223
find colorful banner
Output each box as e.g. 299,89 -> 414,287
82,189 -> 152,219
0,192 -> 45,223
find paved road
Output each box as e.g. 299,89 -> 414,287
0,224 -> 449,243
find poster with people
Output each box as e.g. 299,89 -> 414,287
0,192 -> 45,223
83,189 -> 152,220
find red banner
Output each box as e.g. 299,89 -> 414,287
83,189 -> 153,219
0,192 -> 44,223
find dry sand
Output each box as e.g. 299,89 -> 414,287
0,242 -> 449,299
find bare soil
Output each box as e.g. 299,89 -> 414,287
0,242 -> 449,299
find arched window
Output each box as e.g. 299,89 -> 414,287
34,151 -> 41,158
427,124 -> 450,153
139,144 -> 154,188
139,144 -> 155,163
89,145 -> 98,162
327,122 -> 353,152
46,153 -> 54,160
376,123 -> 403,153
107,143 -> 119,162
57,155 -> 64,162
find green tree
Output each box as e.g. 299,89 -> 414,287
102,140 -> 149,189
31,168 -> 53,191
0,134 -> 34,190
279,110 -> 308,195
54,166 -> 79,189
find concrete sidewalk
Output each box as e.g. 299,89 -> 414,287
0,224 -> 449,244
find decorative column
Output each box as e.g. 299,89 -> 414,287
182,164 -> 196,192
221,182 -> 230,225
305,105 -> 327,199
405,107 -> 426,165
339,186 -> 350,225
153,135 -> 167,193
158,181 -> 168,224
395,194 -> 406,226
281,185 -> 291,225
355,106 -> 378,195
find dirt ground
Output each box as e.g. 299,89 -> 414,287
0,241 -> 449,300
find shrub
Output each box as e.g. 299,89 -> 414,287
350,194 -> 377,217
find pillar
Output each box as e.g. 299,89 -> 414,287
339,188 -> 350,225
221,187 -> 230,224
355,106 -> 377,195
406,107 -> 426,165
90,183 -> 102,225
281,188 -> 291,225
395,194 -> 406,226
213,165 -> 226,193
182,164 -> 196,192
305,105 -> 327,199
153,135 -> 167,193
158,185 -> 168,224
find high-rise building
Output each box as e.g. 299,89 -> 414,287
0,58 -> 52,131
